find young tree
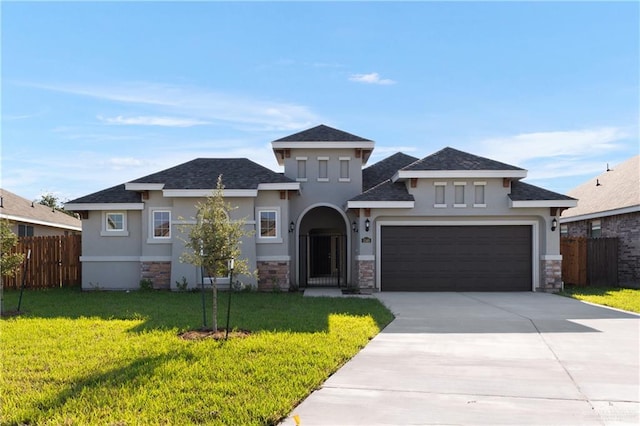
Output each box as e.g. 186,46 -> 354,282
0,220 -> 25,314
37,193 -> 77,217
180,175 -> 254,331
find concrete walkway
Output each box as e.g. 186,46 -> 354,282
282,292 -> 640,425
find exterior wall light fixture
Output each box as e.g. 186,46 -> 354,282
289,221 -> 295,233
551,218 -> 558,232
365,218 -> 371,232
352,220 -> 358,233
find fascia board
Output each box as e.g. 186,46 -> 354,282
257,182 -> 301,191
559,205 -> 640,223
125,183 -> 165,191
64,203 -> 145,211
396,170 -> 528,179
162,189 -> 258,198
509,199 -> 578,208
0,213 -> 82,231
347,201 -> 415,209
271,141 -> 375,149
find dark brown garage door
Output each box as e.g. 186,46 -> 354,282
381,225 -> 532,291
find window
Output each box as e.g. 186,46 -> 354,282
454,182 -> 466,207
339,157 -> 350,181
153,210 -> 171,238
434,182 -> 447,207
474,182 -> 486,207
318,157 -> 328,181
296,157 -> 307,181
18,224 -> 34,237
259,210 -> 277,238
590,220 -> 601,238
106,212 -> 124,231
102,212 -> 128,236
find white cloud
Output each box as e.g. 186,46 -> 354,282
349,72 -> 396,85
107,157 -> 145,169
476,127 -> 627,165
97,115 -> 209,127
23,81 -> 321,131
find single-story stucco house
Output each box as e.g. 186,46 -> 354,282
66,125 -> 577,292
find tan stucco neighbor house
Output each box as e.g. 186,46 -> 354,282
1,188 -> 82,236
560,155 -> 640,287
66,125 -> 577,292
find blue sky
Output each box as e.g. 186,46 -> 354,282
2,1 -> 638,203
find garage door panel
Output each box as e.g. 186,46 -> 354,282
381,225 -> 532,291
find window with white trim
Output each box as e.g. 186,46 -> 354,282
474,182 -> 486,207
153,210 -> 171,238
454,182 -> 466,207
297,157 -> 307,181
259,210 -> 277,238
434,182 -> 447,207
318,157 -> 328,181
102,211 -> 128,236
339,157 -> 350,181
106,212 -> 124,231
590,220 -> 601,238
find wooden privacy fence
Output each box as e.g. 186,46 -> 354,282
560,237 -> 618,286
2,235 -> 81,289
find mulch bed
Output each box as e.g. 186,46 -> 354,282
179,328 -> 251,341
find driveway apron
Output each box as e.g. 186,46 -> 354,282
281,292 -> 639,425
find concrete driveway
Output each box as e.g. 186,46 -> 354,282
282,292 -> 639,425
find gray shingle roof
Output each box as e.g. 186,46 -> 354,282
67,184 -> 142,204
403,147 -> 524,171
350,180 -> 414,202
510,181 -> 576,201
131,158 -> 293,189
273,124 -> 372,142
363,152 -> 419,191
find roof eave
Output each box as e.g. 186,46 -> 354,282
125,183 -> 165,191
559,205 -> 640,223
271,141 -> 375,150
64,203 -> 145,211
397,170 -> 528,179
509,200 -> 578,208
347,201 -> 415,209
0,213 -> 82,231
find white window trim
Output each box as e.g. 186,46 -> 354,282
101,211 -> 128,237
473,181 -> 487,208
434,182 -> 447,208
454,182 -> 466,208
256,207 -> 282,243
317,157 -> 329,181
339,157 -> 350,182
148,208 -> 172,243
296,157 -> 307,182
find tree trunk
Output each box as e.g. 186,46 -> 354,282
211,274 -> 218,331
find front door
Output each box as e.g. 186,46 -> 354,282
311,235 -> 332,276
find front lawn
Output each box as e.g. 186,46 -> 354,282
560,285 -> 640,313
1,288 -> 393,425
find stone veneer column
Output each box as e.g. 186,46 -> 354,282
257,261 -> 290,291
140,261 -> 171,290
538,256 -> 563,293
357,258 -> 375,291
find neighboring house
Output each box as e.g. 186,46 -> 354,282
0,188 -> 82,236
66,125 -> 576,292
560,156 -> 640,287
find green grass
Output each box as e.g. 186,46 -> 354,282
560,285 -> 640,313
1,288 -> 394,425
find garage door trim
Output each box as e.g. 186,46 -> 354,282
375,220 -> 539,291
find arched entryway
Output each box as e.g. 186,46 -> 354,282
297,205 -> 349,287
